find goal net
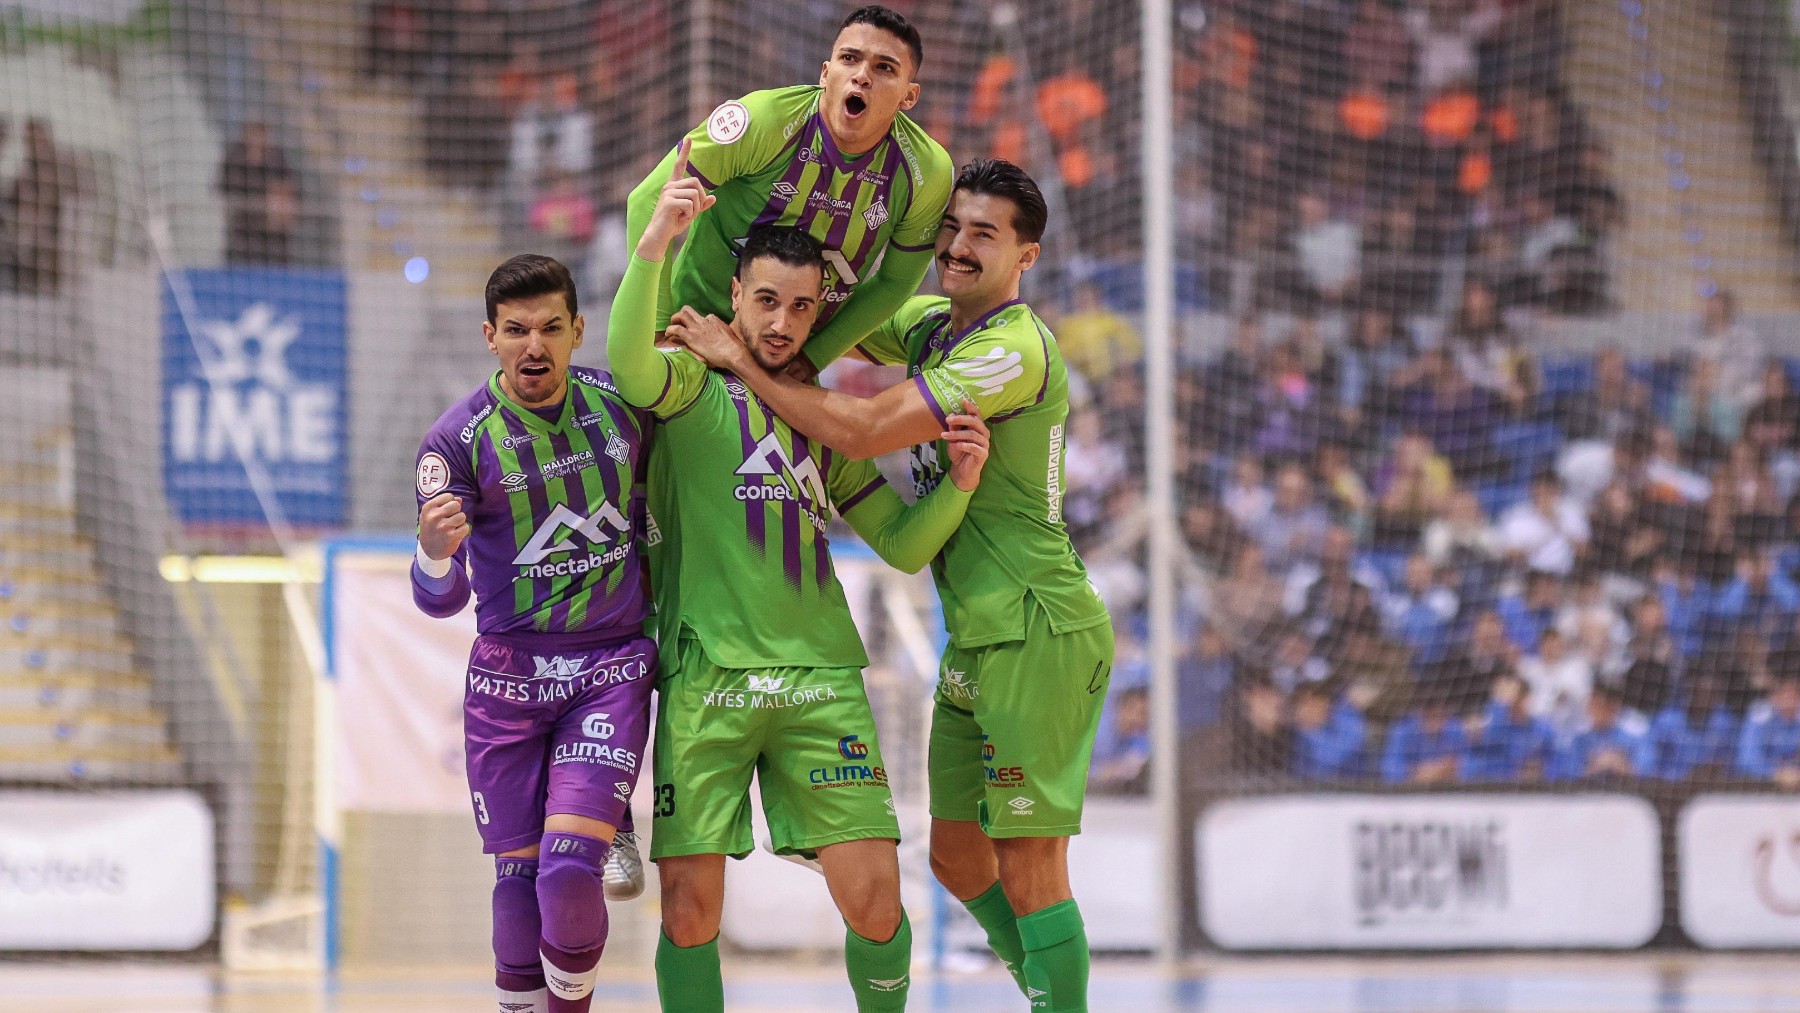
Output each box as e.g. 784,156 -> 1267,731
2,0 -> 1798,970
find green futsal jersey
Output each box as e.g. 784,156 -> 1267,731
606,254 -> 974,671
861,296 -> 1110,648
626,86 -> 952,366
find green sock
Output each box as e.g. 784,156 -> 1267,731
844,911 -> 912,1011
654,931 -> 723,1013
962,881 -> 1029,995
1017,900 -> 1089,1012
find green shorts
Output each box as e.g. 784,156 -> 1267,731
649,635 -> 900,860
928,601 -> 1114,838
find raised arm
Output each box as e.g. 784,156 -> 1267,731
800,245 -> 936,370
610,140 -> 715,412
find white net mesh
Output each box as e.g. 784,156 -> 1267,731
3,0 -> 1800,968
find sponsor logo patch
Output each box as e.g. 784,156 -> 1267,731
706,100 -> 751,144
949,347 -> 1025,396
416,452 -> 450,497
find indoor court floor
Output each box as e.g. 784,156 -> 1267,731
6,953 -> 1800,1013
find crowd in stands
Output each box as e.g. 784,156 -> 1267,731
1185,0 -> 1621,316
218,121 -> 301,267
1074,287 -> 1800,795
0,117 -> 78,296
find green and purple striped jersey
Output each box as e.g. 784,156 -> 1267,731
643,85 -> 951,332
412,368 -> 650,641
606,253 -> 975,670
640,352 -> 887,669
862,296 -> 1110,648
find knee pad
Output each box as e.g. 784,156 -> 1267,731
492,857 -> 542,976
536,832 -> 610,953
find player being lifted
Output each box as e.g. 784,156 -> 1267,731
672,159 -> 1114,1013
626,3 -> 951,371
412,256 -> 653,1013
613,144 -> 990,1013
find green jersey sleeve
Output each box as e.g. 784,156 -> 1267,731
682,88 -> 814,190
605,253 -> 710,417
914,306 -> 1050,424
831,458 -> 972,575
856,295 -> 943,367
624,87 -> 815,283
891,119 -> 955,251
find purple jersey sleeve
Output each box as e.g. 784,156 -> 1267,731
411,397 -> 484,617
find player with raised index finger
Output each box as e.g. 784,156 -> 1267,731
671,158 -> 1113,1013
612,140 -> 991,1013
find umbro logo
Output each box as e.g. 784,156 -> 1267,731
1027,985 -> 1048,999
500,472 -> 528,493
614,780 -> 632,801
868,976 -> 907,992
1009,797 -> 1035,814
773,181 -> 799,199
501,1004 -> 534,1012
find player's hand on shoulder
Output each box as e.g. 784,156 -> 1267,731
945,399 -> 990,492
667,307 -> 746,371
639,139 -> 716,257
419,490 -> 471,561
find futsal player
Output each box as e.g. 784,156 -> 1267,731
672,158 -> 1114,1012
412,255 -> 654,1013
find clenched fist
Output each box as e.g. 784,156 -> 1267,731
419,491 -> 470,561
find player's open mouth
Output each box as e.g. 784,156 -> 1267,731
844,94 -> 867,118
519,363 -> 552,378
762,337 -> 792,353
940,257 -> 979,278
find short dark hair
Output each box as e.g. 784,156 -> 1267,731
485,254 -> 577,324
841,5 -> 924,75
736,224 -> 827,280
954,158 -> 1048,243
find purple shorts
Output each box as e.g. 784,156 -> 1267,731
463,633 -> 656,853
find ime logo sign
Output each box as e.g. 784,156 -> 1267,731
838,735 -> 869,760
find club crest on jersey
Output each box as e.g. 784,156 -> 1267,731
862,197 -> 889,230
605,433 -> 630,464
416,452 -> 450,497
706,100 -> 750,144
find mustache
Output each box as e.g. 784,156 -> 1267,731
939,254 -> 979,271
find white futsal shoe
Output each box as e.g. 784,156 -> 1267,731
603,830 -> 645,901
761,836 -> 824,875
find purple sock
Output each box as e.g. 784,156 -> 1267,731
493,856 -> 545,995
537,831 -> 611,1011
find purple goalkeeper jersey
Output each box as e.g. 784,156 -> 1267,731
412,367 -> 652,645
